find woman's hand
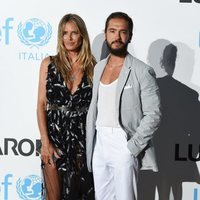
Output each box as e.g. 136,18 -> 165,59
40,143 -> 60,168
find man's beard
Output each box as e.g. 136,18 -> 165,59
106,40 -> 128,56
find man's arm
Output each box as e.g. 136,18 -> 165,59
127,67 -> 162,156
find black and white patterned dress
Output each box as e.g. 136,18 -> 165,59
45,61 -> 94,199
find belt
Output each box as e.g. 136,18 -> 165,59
46,104 -> 88,113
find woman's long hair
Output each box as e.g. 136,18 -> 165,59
52,14 -> 96,83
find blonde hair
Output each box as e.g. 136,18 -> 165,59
52,14 -> 96,83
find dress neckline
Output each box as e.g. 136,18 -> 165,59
64,74 -> 86,96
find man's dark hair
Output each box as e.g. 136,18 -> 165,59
105,12 -> 133,42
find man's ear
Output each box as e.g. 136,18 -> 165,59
129,34 -> 133,43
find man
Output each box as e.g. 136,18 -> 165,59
86,12 -> 161,200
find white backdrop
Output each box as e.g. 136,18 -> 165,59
0,0 -> 200,199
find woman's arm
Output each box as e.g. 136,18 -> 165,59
37,57 -> 59,167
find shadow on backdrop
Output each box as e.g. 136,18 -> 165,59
138,42 -> 200,200
173,42 -> 200,96
147,39 -> 171,78
91,33 -> 106,62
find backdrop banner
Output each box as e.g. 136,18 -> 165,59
0,0 -> 199,199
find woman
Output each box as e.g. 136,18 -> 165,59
37,14 -> 96,200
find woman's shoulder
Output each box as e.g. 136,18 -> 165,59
40,56 -> 57,72
41,56 -> 51,65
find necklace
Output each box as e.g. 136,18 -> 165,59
70,59 -> 77,66
70,75 -> 76,82
70,69 -> 81,82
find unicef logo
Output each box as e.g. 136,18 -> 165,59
16,175 -> 44,200
17,18 -> 52,48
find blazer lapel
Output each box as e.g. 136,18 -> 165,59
93,59 -> 108,99
116,54 -> 132,111
93,54 -> 133,111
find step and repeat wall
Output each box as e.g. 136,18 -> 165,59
0,0 -> 200,199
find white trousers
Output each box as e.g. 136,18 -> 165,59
92,126 -> 138,200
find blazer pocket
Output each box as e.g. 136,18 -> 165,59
124,84 -> 133,90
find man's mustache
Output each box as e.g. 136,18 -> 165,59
111,40 -> 124,45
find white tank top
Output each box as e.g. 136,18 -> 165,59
96,79 -> 120,127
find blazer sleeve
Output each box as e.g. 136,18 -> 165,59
127,66 -> 162,156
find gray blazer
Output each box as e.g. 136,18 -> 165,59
86,53 -> 161,172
